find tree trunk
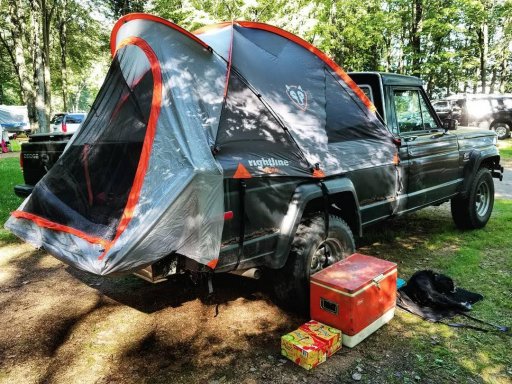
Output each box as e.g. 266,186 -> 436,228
499,58 -> 507,93
383,36 -> 391,72
489,66 -> 497,94
58,0 -> 69,111
410,0 -> 423,77
4,0 -> 38,131
478,23 -> 488,93
42,0 -> 53,122
31,0 -> 49,132
73,79 -> 86,111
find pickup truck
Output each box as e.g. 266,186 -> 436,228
14,132 -> 73,197
13,72 -> 503,311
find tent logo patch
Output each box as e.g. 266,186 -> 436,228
286,85 -> 308,111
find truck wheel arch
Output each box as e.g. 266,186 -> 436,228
460,150 -> 501,198
267,178 -> 361,269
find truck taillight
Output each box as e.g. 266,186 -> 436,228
62,122 -> 67,133
19,153 -> 23,169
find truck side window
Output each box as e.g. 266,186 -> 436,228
503,98 -> 512,109
358,85 -> 374,103
393,89 -> 437,133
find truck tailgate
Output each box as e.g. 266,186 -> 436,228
21,140 -> 69,185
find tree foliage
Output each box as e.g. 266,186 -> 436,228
1,0 -> 512,132
0,0 -> 109,131
149,0 -> 512,97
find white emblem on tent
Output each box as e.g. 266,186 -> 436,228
285,85 -> 308,111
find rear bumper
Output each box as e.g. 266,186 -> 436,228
14,184 -> 34,197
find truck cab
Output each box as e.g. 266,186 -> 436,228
350,72 -> 475,210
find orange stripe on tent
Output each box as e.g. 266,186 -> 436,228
11,211 -> 110,248
110,13 -> 210,57
207,258 -> 219,269
99,36 -> 163,260
233,163 -> 252,179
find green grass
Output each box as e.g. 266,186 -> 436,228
0,157 -> 24,244
498,140 -> 512,163
358,203 -> 512,383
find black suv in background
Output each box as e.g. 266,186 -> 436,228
433,94 -> 512,139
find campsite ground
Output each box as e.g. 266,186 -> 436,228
0,155 -> 511,384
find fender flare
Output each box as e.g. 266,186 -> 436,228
267,178 -> 361,269
460,149 -> 501,198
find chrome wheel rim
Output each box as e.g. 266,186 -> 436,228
310,238 -> 345,274
475,181 -> 491,217
494,125 -> 507,138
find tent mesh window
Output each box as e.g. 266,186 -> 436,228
216,71 -> 306,174
23,46 -> 154,240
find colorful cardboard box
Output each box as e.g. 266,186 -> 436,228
299,320 -> 342,356
281,328 -> 327,370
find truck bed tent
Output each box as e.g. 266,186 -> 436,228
6,14 -> 395,275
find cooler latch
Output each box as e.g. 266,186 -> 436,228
372,273 -> 385,289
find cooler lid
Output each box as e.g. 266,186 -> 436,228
310,253 -> 396,294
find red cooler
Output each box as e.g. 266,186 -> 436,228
310,253 -> 397,348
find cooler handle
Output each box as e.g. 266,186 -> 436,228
320,297 -> 338,315
373,273 -> 385,289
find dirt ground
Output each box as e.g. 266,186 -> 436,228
1,204 -> 510,384
0,241 -> 450,384
0,242 -> 353,384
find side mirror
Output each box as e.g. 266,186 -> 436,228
443,118 -> 457,131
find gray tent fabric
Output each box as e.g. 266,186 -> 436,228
6,14 -> 397,275
198,23 -> 395,177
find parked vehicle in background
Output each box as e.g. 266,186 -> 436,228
432,100 -> 461,129
434,94 -> 512,140
13,132 -> 74,197
50,112 -> 87,133
0,104 -> 30,134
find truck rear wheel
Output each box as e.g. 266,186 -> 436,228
451,168 -> 494,229
272,214 -> 355,314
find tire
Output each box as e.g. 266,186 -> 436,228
451,168 -> 494,229
491,122 -> 511,140
272,214 -> 355,314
